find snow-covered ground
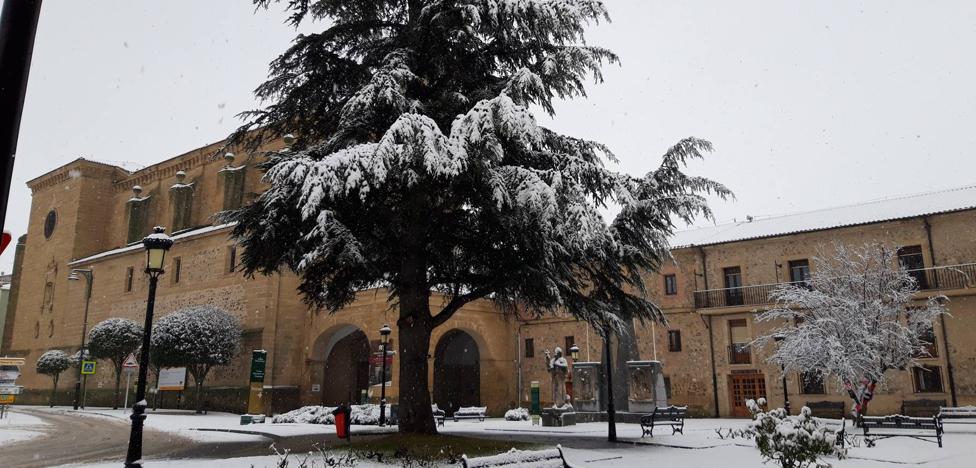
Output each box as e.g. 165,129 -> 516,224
0,410 -> 48,444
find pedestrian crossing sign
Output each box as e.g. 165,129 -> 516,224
81,360 -> 96,375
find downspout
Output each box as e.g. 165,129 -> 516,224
698,245 -> 720,417
516,320 -> 523,407
924,216 -> 957,406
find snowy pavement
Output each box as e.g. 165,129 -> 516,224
0,409 -> 48,444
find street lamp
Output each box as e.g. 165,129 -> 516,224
378,324 -> 391,426
68,268 -> 93,410
773,334 -> 791,415
602,327 -> 617,442
125,226 -> 173,467
569,344 -> 580,361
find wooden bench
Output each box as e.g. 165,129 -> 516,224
901,399 -> 946,417
432,404 -> 445,427
806,400 -> 845,420
939,406 -> 976,425
639,405 -> 688,437
453,406 -> 487,422
860,414 -> 944,448
461,445 -> 572,468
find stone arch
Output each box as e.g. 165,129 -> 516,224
311,324 -> 371,406
433,329 -> 481,415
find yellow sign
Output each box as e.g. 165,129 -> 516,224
81,361 -> 96,375
0,394 -> 14,404
0,357 -> 26,366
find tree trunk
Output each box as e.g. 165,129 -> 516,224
50,375 -> 59,407
396,289 -> 436,434
113,367 -> 122,409
196,380 -> 205,414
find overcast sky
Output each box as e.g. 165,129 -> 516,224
3,0 -> 975,273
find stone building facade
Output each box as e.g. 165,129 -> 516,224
3,135 -> 975,418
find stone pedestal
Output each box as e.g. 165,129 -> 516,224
627,360 -> 666,414
571,362 -> 601,412
541,407 -> 577,426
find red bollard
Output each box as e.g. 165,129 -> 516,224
332,404 -> 351,441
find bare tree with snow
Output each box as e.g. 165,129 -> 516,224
36,350 -> 73,407
87,318 -> 143,409
755,243 -> 948,418
151,305 -> 241,414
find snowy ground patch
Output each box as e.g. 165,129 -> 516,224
0,410 -> 48,444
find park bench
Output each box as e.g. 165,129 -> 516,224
901,399 -> 946,417
859,414 -> 944,448
454,406 -> 487,422
461,445 -> 572,468
806,400 -> 845,420
639,405 -> 688,437
939,406 -> 976,425
432,404 -> 445,427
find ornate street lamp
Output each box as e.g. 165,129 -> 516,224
602,327 -> 617,442
378,324 -> 391,426
68,268 -> 93,410
569,344 -> 580,361
773,334 -> 791,415
125,227 -> 173,467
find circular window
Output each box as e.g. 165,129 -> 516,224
44,210 -> 57,238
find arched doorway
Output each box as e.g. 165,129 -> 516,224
433,329 -> 480,415
321,328 -> 371,406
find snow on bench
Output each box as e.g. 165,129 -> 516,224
432,404 -> 446,426
939,406 -> 976,425
461,445 -> 571,468
453,406 -> 487,422
640,405 -> 687,437
860,414 -> 944,448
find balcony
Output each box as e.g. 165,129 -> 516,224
693,263 -> 976,309
728,343 -> 752,365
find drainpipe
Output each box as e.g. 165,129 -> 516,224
924,216 -> 957,406
698,245 -> 720,417
516,321 -> 523,407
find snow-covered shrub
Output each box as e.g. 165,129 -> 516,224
755,243 -> 948,417
87,318 -> 142,409
36,349 -> 72,407
272,404 -> 383,425
505,407 -> 529,421
151,305 -> 241,413
737,399 -> 846,468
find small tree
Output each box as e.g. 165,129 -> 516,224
756,243 -> 948,418
151,305 -> 241,413
36,350 -> 73,407
87,318 -> 143,409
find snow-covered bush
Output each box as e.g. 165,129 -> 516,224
87,318 -> 143,409
36,350 -> 73,407
272,404 -> 383,425
736,399 -> 846,468
756,243 -> 948,417
505,407 -> 529,421
151,305 -> 241,413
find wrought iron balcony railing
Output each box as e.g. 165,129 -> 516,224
728,343 -> 752,365
693,263 -> 976,309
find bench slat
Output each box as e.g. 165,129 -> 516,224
462,446 -> 568,468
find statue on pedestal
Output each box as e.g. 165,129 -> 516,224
544,347 -> 569,407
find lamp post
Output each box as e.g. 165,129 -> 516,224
773,334 -> 790,415
602,327 -> 617,442
68,268 -> 93,410
124,227 -> 172,467
378,324 -> 391,426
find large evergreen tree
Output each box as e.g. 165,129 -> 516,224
225,0 -> 730,433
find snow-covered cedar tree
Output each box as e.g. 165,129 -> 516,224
36,349 -> 73,407
150,305 -> 241,413
87,318 -> 143,409
222,0 -> 730,434
755,243 -> 948,418
738,399 -> 846,468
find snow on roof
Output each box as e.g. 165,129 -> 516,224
670,185 -> 976,248
68,223 -> 236,266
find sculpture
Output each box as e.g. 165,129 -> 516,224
544,347 -> 569,407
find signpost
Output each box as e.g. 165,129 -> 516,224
157,367 -> 187,391
80,360 -> 96,375
247,350 -> 267,416
0,356 -> 25,418
122,353 -> 138,412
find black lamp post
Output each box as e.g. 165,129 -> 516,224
124,227 -> 172,467
68,268 -> 93,410
602,327 -> 617,442
378,324 -> 391,426
773,334 -> 791,415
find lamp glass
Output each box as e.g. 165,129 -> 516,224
380,324 -> 391,344
570,344 -> 579,360
146,248 -> 167,271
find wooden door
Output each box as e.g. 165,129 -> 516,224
729,372 -> 767,417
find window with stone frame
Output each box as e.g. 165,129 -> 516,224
788,259 -> 810,285
799,370 -> 826,394
124,267 -> 134,292
564,336 -> 575,354
664,274 -> 678,295
668,330 -> 682,352
912,365 -> 944,393
524,338 -> 535,358
227,246 -> 238,273
898,245 -> 928,289
171,256 -> 182,284
908,307 -> 939,358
